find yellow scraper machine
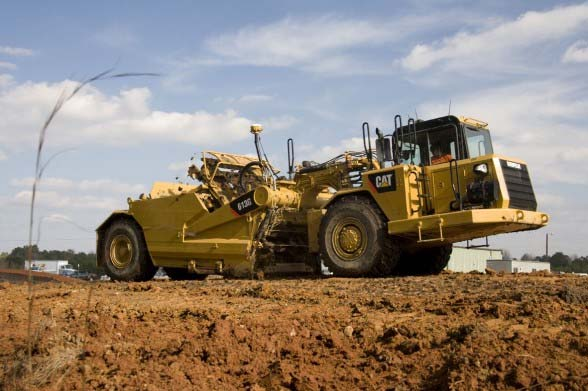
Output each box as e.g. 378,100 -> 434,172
97,115 -> 548,281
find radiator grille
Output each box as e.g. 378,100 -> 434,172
500,160 -> 537,211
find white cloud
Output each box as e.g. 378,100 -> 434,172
38,213 -> 94,234
0,61 -> 16,70
401,3 -> 588,71
43,213 -> 73,223
79,179 -> 146,194
167,161 -> 192,171
298,136 -> 365,163
11,177 -> 73,188
0,73 -> 14,87
201,15 -> 439,74
0,45 -> 34,56
9,177 -> 147,212
3,177 -> 149,247
213,94 -> 274,104
0,149 -> 6,160
237,94 -> 274,103
13,190 -> 122,210
11,177 -> 146,194
206,16 -> 391,67
260,115 -> 298,132
418,79 -> 588,185
92,25 -> 138,48
562,40 -> 588,63
0,78 -> 255,148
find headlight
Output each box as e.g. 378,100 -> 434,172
473,163 -> 488,175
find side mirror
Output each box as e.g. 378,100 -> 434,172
376,138 -> 393,162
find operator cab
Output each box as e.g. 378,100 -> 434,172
377,115 -> 494,167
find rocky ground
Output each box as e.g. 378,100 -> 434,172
1,272 -> 587,390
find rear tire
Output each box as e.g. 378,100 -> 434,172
102,219 -> 157,282
163,267 -> 207,281
395,245 -> 452,276
319,196 -> 399,277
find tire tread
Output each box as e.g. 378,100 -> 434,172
320,195 -> 399,277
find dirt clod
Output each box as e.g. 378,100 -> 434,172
344,325 -> 354,338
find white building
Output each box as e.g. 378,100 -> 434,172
486,259 -> 550,274
446,246 -> 503,273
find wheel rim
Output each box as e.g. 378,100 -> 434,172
109,235 -> 133,269
331,217 -> 367,261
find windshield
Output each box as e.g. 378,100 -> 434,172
398,139 -> 423,165
465,127 -> 493,158
398,126 -> 460,165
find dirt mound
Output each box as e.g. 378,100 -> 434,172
1,274 -> 587,390
0,269 -> 81,285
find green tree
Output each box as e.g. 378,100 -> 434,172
5,245 -> 39,269
569,257 -> 588,273
70,252 -> 100,274
2,245 -> 102,273
550,252 -> 571,270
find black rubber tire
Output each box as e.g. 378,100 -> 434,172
319,196 -> 399,277
102,219 -> 157,282
395,244 -> 452,276
163,267 -> 207,281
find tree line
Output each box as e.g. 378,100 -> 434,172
520,252 -> 588,274
0,245 -> 102,274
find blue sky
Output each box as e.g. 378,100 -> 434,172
1,1 -> 587,257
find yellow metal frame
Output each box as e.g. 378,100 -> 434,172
97,117 -> 550,278
388,208 -> 549,244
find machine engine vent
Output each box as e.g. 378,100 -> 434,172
500,159 -> 537,211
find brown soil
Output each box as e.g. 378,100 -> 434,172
0,269 -> 81,284
1,273 -> 587,390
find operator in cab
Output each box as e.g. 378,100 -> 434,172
430,142 -> 453,165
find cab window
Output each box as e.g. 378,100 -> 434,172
399,141 -> 422,165
427,127 -> 458,165
465,127 -> 493,158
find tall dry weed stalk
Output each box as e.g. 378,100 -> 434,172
25,69 -> 158,377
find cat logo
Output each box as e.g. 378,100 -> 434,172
367,171 -> 397,193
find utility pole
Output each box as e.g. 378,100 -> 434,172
545,233 -> 552,257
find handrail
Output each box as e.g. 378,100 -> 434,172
362,122 -> 373,168
287,138 -> 295,179
449,159 -> 463,211
394,114 -> 403,164
407,118 -> 417,165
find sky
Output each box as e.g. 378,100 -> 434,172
1,1 -> 587,258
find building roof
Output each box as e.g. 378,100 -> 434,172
488,259 -> 550,264
30,260 -> 68,263
453,246 -> 503,252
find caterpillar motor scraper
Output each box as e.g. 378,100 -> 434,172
97,115 -> 549,280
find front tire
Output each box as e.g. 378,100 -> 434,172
395,245 -> 452,276
102,219 -> 157,282
319,196 -> 399,277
